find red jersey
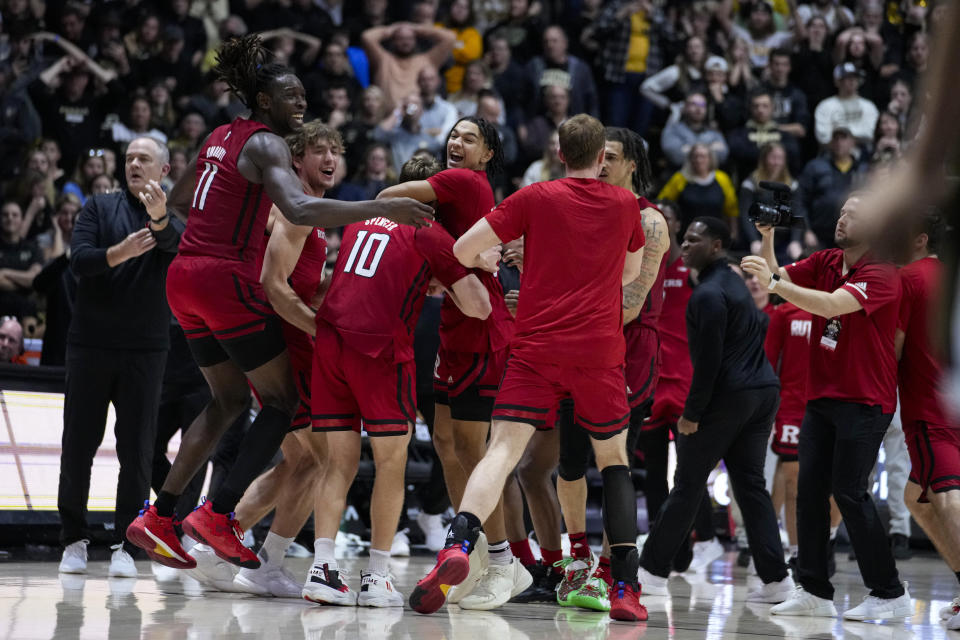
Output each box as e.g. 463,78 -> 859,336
656,257 -> 694,396
784,249 -> 900,413
898,256 -> 952,425
485,178 -> 645,368
427,168 -> 514,353
635,197 -> 669,334
178,118 -> 273,269
317,217 -> 468,363
764,302 -> 812,424
289,228 -> 327,306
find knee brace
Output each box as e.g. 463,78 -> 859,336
601,465 -> 638,546
558,401 -> 591,481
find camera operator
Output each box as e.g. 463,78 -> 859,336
741,194 -> 910,621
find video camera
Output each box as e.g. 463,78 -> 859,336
747,181 -> 803,228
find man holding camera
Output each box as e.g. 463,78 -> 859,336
742,194 -> 911,620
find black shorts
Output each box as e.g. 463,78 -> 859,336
435,386 -> 495,422
186,315 -> 286,372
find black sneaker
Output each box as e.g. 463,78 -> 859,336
736,548 -> 752,568
510,561 -> 563,603
890,533 -> 912,560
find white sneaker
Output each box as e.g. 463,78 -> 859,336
284,541 -> 312,558
842,587 -> 913,621
948,609 -> 960,630
187,543 -> 238,591
770,586 -> 837,617
687,538 -> 725,573
459,558 -> 532,610
940,595 -> 960,620
390,530 -> 410,557
447,532 -> 488,604
357,570 -> 404,607
302,563 -> 358,606
746,575 -> 795,603
234,563 -> 303,598
417,512 -> 446,553
108,544 -> 137,578
637,565 -> 669,596
59,540 -> 89,574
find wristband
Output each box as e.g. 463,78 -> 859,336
149,213 -> 169,226
768,273 -> 781,291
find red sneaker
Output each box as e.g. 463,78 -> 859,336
181,500 -> 259,569
409,545 -> 471,614
609,581 -> 648,622
125,502 -> 196,569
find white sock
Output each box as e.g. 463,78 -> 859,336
829,526 -> 839,541
789,545 -> 798,557
488,539 -> 512,566
313,537 -> 336,568
259,531 -> 293,567
368,548 -> 390,575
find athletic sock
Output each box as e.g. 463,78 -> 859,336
368,548 -> 390,575
569,531 -> 590,559
829,526 -> 839,541
259,531 -> 293,568
313,537 -> 336,568
510,539 -> 537,566
155,491 -> 180,518
447,511 -> 482,550
488,539 -> 512,566
597,556 -> 613,587
541,547 -> 563,573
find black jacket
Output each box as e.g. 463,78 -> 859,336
69,190 -> 183,351
684,259 -> 779,421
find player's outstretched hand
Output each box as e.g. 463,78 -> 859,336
377,197 -> 435,228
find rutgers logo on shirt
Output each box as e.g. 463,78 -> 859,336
780,424 -> 800,445
790,319 -> 811,340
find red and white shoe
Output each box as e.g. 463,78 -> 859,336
302,563 -> 357,605
126,502 -> 196,569
409,545 -> 471,614
609,581 -> 648,622
181,500 -> 259,569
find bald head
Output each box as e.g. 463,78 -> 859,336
392,25 -> 417,57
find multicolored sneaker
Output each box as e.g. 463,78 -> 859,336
181,500 -> 259,569
126,502 -> 196,569
568,575 -> 611,612
409,544 -> 471,614
555,554 -> 599,607
303,563 -> 357,606
609,581 -> 648,622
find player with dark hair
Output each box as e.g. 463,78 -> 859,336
410,114 -> 649,623
126,35 -> 433,571
377,116 -> 528,609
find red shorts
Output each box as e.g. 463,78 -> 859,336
491,353 -> 630,440
625,324 -> 660,411
770,418 -> 802,460
645,378 -> 687,431
311,322 -> 415,436
282,321 -> 313,431
434,346 -> 508,399
904,419 -> 960,503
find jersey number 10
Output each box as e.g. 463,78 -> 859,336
343,230 -> 390,278
192,162 -> 219,211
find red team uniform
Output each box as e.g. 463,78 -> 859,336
485,178 -> 645,437
897,256 -> 960,501
646,257 -> 694,430
167,118 -> 283,369
764,302 -> 813,459
311,217 -> 469,435
426,169 -> 514,417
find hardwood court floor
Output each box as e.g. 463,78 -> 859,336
0,551 -> 956,639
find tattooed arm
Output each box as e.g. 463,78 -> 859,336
623,207 -> 670,325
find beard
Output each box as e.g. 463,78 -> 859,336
834,232 -> 858,249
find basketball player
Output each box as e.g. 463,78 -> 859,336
410,114 -> 649,623
302,155 -> 495,607
126,35 -> 432,570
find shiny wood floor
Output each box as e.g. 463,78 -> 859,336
0,551 -> 956,639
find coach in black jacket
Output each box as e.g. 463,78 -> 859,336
57,136 -> 183,577
637,217 -> 791,601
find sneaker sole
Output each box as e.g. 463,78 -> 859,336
409,554 -> 470,614
357,594 -> 405,607
771,605 -> 837,617
126,524 -> 196,569
181,520 -> 259,570
569,594 -> 611,612
746,591 -> 793,604
58,565 -> 86,574
842,604 -> 913,621
610,603 -> 648,622
232,573 -> 272,596
302,586 -> 358,606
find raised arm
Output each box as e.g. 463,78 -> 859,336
260,206 -> 316,336
414,23 -> 457,69
362,25 -> 394,67
377,180 -> 437,203
741,254 -> 863,318
623,207 -> 668,324
32,32 -> 118,83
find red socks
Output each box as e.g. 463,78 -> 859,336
596,556 -> 613,587
510,539 -> 537,567
569,531 -> 591,559
541,547 -> 563,573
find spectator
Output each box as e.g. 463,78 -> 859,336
418,65 -> 460,144
302,40 -> 364,108
24,150 -> 57,206
146,81 -> 177,135
660,92 -> 729,169
439,0 -> 483,94
123,12 -> 163,63
704,56 -> 746,133
112,97 -> 170,147
318,81 -> 352,129
448,60 -> 495,118
895,31 -> 929,94
0,316 -> 26,364
520,130 -> 563,187
886,79 -> 914,141
518,84 -> 570,163
486,32 -> 532,129
814,63 -> 879,147
337,143 -> 397,201
181,72 -> 246,130
726,37 -> 759,93
56,136 -> 181,578
62,150 -> 106,205
166,111 -> 207,158
764,49 -> 810,140
162,149 -> 189,192
58,4 -> 97,58
720,0 -> 794,69
340,85 -> 389,174
32,194 -> 81,366
739,142 -> 802,260
658,143 -> 739,236
16,169 -> 53,244
0,201 -> 43,320
0,64 -> 42,181
362,21 -> 456,110
164,0 -> 208,65
142,24 -> 203,101
475,90 -> 517,199
796,0 -> 854,35
484,0 -> 543,64
559,0 -> 603,63
728,89 -> 802,178
795,126 -> 866,249
871,111 -> 903,166
641,35 -> 707,115
525,25 -> 599,117
833,27 -> 882,104
39,139 -> 66,187
372,92 -> 443,172
791,16 -> 834,112
90,174 -> 120,196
